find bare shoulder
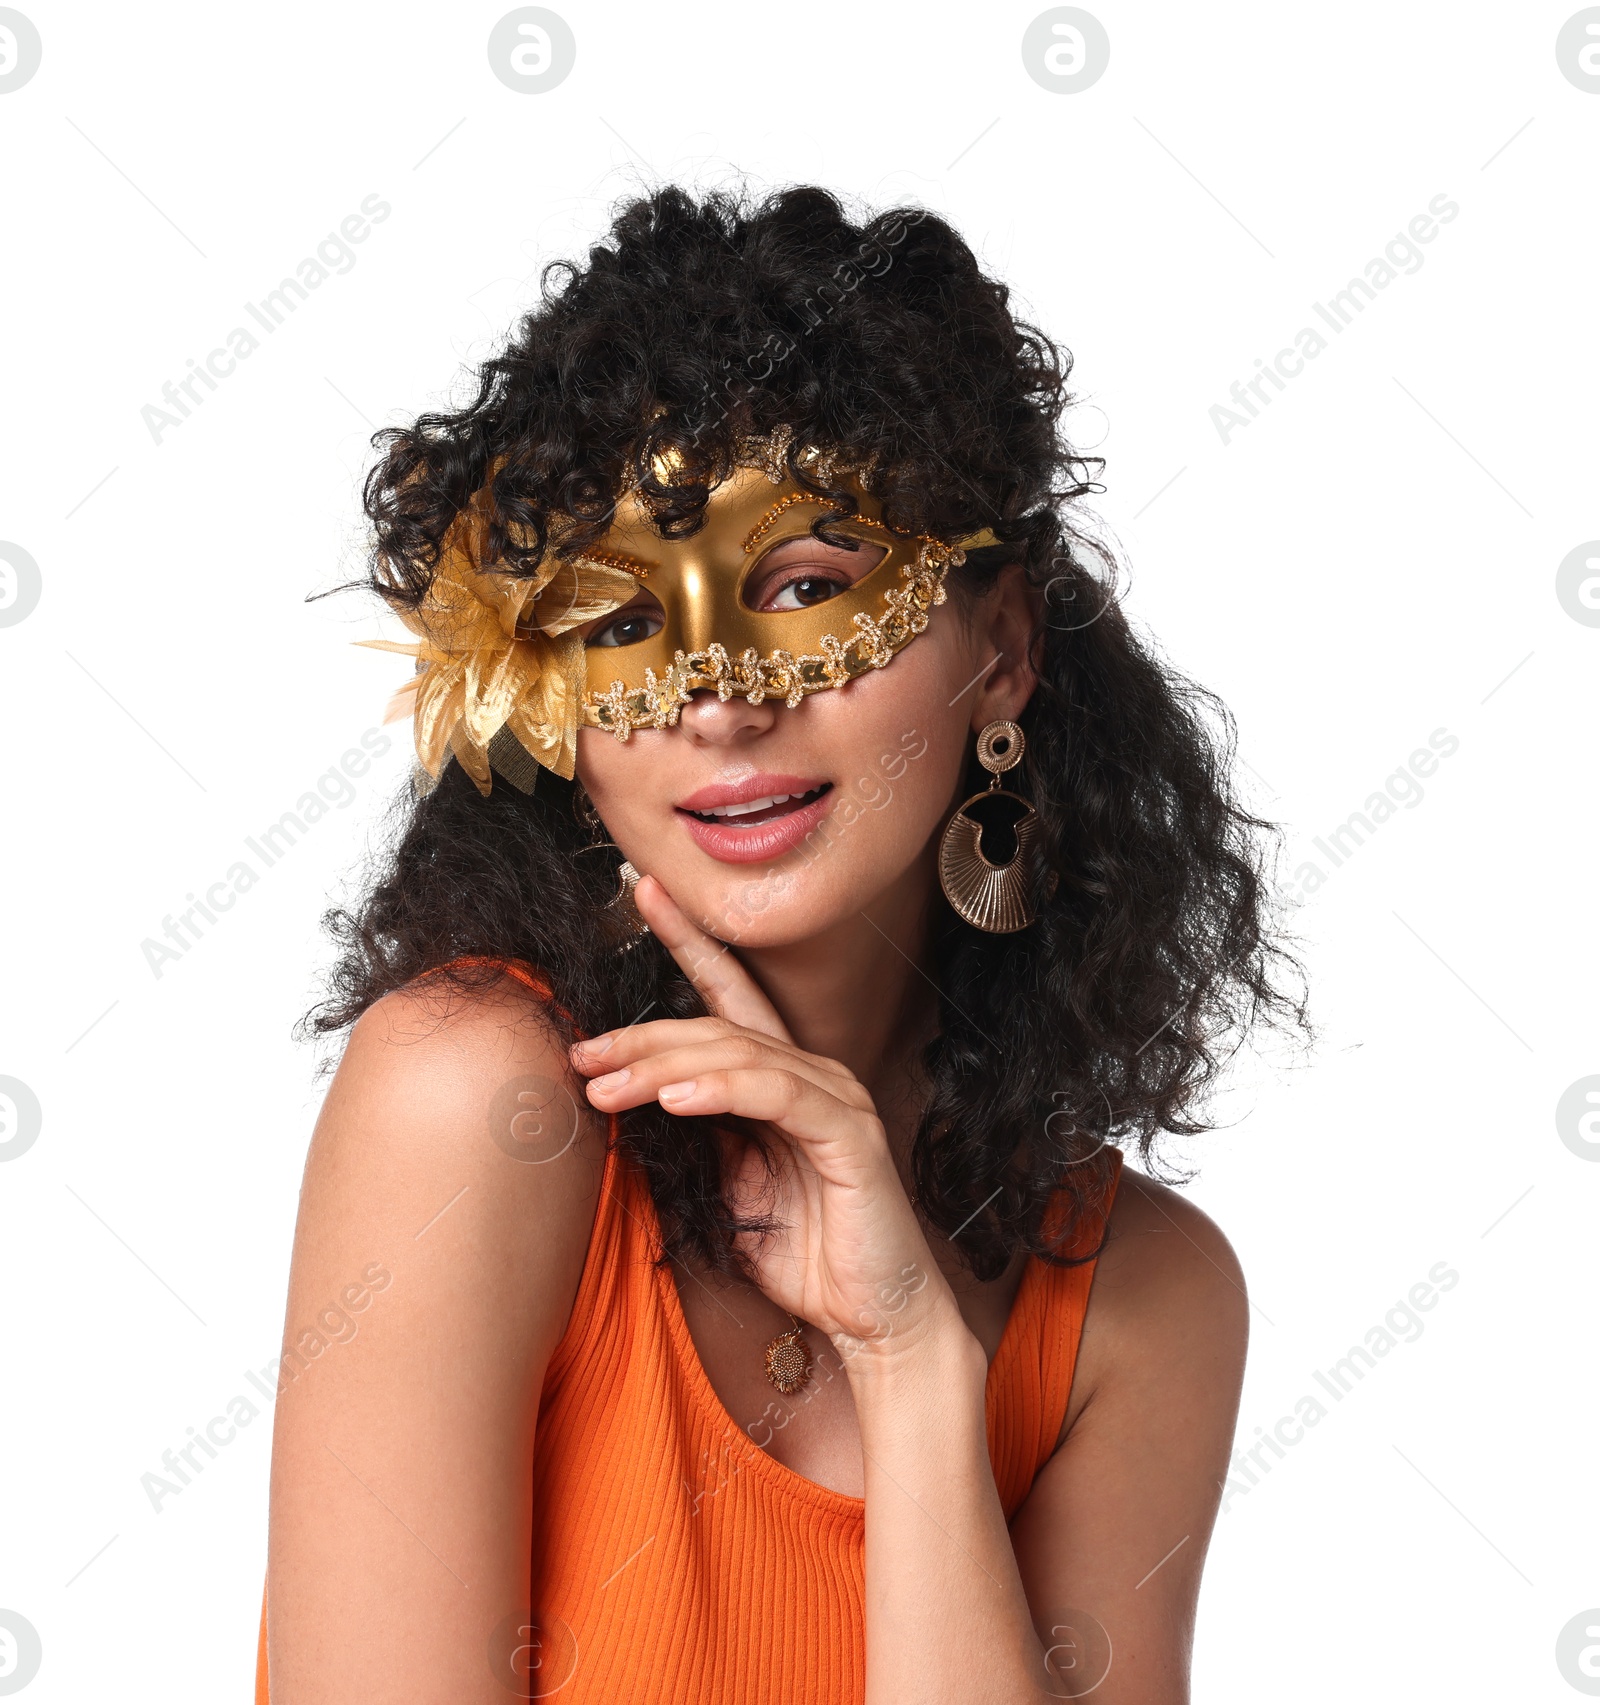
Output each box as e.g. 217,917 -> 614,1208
332,966 -> 592,1151
290,969 -> 609,1310
1011,1166 -> 1251,1675
1099,1166 -> 1249,1319
1064,1165 -> 1250,1432
267,967 -> 608,1703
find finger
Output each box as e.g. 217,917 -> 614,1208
632,874 -> 793,1042
571,1017 -> 858,1086
648,1066 -> 885,1161
579,1034 -> 875,1114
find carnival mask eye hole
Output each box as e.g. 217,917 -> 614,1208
585,590 -> 666,649
743,535 -> 887,614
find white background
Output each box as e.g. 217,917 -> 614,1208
1,2 -> 1596,1700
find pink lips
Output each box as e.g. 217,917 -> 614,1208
675,772 -> 835,865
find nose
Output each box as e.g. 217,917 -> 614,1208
676,685 -> 779,746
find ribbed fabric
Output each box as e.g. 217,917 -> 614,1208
255,958 -> 1122,1703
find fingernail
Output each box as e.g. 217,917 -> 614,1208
580,1031 -> 616,1057
658,1080 -> 696,1105
589,1068 -> 630,1092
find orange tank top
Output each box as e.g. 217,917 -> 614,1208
255,959 -> 1122,1703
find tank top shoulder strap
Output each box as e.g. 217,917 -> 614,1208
419,953 -> 556,1007
1039,1145 -> 1125,1260
539,1110 -> 642,1400
999,1148 -> 1125,1503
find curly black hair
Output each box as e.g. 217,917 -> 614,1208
302,183 -> 1310,1284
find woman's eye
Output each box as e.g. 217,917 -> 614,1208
764,575 -> 846,612
588,608 -> 663,648
746,537 -> 886,612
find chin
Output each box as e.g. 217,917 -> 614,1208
665,861 -> 841,948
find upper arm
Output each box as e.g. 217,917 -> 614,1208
265,971 -> 606,1704
1008,1170 -> 1250,1704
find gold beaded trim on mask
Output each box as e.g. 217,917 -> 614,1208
586,536 -> 958,739
571,548 -> 652,578
740,496 -> 898,559
741,491 -> 839,556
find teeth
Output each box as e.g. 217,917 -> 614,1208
707,793 -> 791,818
692,787 -> 823,820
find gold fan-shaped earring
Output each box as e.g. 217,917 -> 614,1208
604,859 -> 650,951
937,720 -> 1043,933
574,785 -> 651,952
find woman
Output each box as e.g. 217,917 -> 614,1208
259,184 -> 1306,1703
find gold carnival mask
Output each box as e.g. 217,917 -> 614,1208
359,427 -> 998,797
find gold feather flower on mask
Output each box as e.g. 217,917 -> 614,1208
354,481 -> 641,797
